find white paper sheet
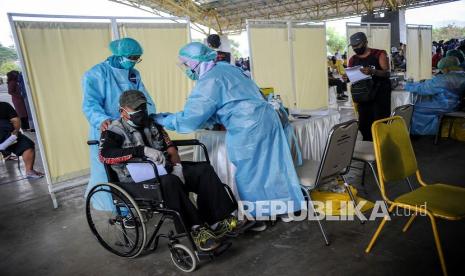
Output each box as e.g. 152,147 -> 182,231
345,66 -> 371,83
126,163 -> 167,183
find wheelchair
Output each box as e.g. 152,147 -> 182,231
85,139 -> 237,272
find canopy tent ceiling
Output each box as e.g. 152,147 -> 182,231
111,0 -> 457,34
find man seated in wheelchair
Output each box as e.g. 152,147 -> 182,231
99,90 -> 238,251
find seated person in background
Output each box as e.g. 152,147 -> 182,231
327,67 -> 348,101
405,56 -> 465,135
329,55 -> 345,76
446,49 -> 465,71
99,90 -> 239,251
432,47 -> 442,69
0,102 -> 43,178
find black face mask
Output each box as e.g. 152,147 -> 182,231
354,46 -> 366,55
129,109 -> 149,127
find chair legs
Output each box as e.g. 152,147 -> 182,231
402,214 -> 416,232
365,204 -> 396,253
301,187 -> 330,246
428,213 -> 448,276
341,175 -> 365,224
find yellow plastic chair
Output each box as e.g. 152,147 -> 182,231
365,116 -> 465,276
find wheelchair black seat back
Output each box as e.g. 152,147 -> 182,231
85,139 -> 234,273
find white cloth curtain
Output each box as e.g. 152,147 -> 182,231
292,24 -> 328,110
15,19 -> 191,183
248,22 -> 294,107
15,21 -> 112,182
248,21 -> 328,109
406,25 -> 432,81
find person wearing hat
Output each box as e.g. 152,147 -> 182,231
98,90 -> 239,251
81,37 -> 156,201
446,49 -> 465,71
405,56 -> 465,135
155,42 -> 305,231
345,32 -> 392,141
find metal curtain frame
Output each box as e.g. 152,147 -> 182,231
406,24 -> 432,81
8,13 -> 191,208
246,19 -> 326,108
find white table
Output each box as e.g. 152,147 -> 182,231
391,89 -> 413,111
194,109 -> 341,195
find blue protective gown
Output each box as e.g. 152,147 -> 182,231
405,72 -> 465,135
82,57 -> 156,201
157,62 -> 304,216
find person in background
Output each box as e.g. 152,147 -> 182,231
0,101 -> 43,178
334,49 -> 342,60
432,47 -> 443,69
405,56 -> 465,135
206,34 -> 231,63
329,56 -> 345,76
81,37 -> 156,200
342,52 -> 348,68
7,70 -> 30,130
446,49 -> 465,71
17,72 -> 35,132
346,32 -> 391,141
155,42 -> 305,231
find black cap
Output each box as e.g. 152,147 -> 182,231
119,90 -> 147,109
349,32 -> 368,47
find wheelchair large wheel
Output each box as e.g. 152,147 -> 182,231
86,182 -> 146,258
170,243 -> 197,272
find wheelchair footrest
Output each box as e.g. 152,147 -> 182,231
197,241 -> 232,260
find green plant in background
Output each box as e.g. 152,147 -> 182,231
433,24 -> 465,42
0,61 -> 20,75
326,26 -> 346,56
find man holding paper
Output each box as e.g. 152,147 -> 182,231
98,90 -> 238,252
345,32 -> 392,141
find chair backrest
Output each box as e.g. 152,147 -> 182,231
316,120 -> 359,186
372,116 -> 418,191
391,104 -> 414,130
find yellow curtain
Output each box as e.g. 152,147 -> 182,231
16,21 -> 112,183
249,23 -> 295,107
293,25 -> 328,109
119,23 -> 192,139
407,26 -> 432,81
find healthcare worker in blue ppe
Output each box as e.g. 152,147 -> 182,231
155,42 -> 305,225
405,56 -> 465,135
82,37 -> 156,201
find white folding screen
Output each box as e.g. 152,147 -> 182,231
406,25 -> 432,81
9,14 -> 190,207
247,20 -> 328,110
346,23 -> 391,60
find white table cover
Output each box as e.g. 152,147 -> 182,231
391,90 -> 413,111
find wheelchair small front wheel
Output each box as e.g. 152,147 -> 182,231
86,182 -> 147,258
170,243 -> 197,272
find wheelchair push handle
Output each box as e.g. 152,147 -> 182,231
87,140 -> 99,146
172,139 -> 202,147
172,139 -> 210,164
